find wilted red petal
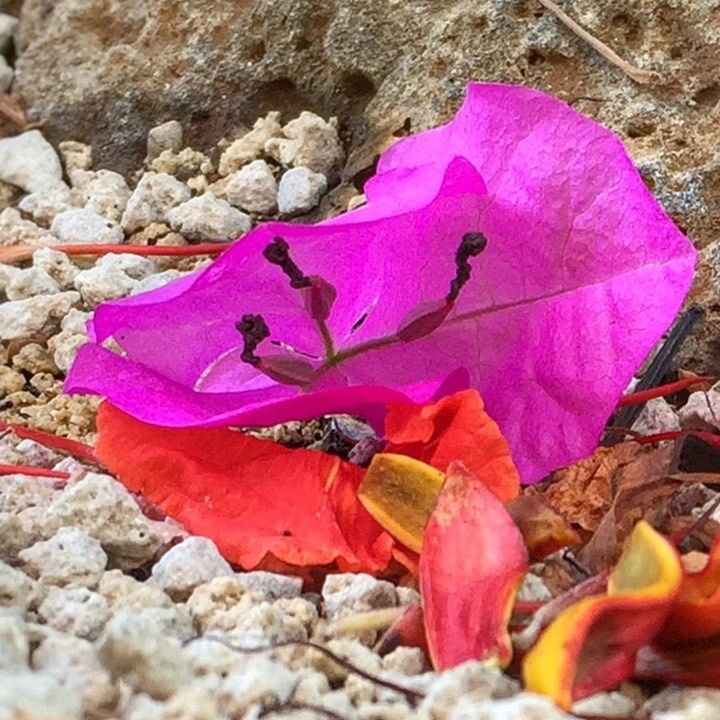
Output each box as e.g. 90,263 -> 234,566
636,640 -> 720,687
420,461 -> 528,670
659,534 -> 720,644
506,495 -> 580,560
377,603 -> 429,656
385,389 -> 519,502
522,521 -> 682,709
95,402 -> 392,572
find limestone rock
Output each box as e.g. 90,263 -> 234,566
32,634 -> 119,717
322,573 -> 396,621
266,111 -> 344,179
151,536 -> 233,600
0,12 -> 18,55
679,389 -> 720,432
147,120 -> 183,161
0,669 -> 82,720
18,183 -> 75,226
150,147 -> 213,179
121,171 -> 191,233
59,140 -> 93,185
32,247 -> 80,288
98,570 -> 173,611
0,512 -> 32,563
418,661 -> 520,720
0,559 -> 37,609
48,309 -> 91,371
0,291 -> 80,341
0,130 -> 63,192
73,253 -> 155,306
218,112 -> 283,176
223,159 -> 278,215
51,208 -> 124,245
131,268 -> 184,294
44,472 -> 163,566
217,657 -> 297,716
0,366 -> 24,395
97,610 -> 193,700
0,264 -> 61,300
235,571 -> 303,600
14,0 -> 720,258
0,608 -> 29,670
645,687 -> 720,719
19,527 -> 108,588
277,166 -> 327,216
167,192 -> 252,241
11,343 -> 58,375
38,586 -> 111,640
0,207 -> 55,246
72,169 -> 132,224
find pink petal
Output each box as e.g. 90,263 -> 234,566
66,83 -> 696,483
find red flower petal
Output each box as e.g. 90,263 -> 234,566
95,402 -> 393,572
419,461 -> 528,669
385,390 -> 519,501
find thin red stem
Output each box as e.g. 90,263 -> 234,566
618,376 -> 714,407
634,429 -> 720,447
0,420 -> 97,463
0,463 -> 71,479
0,242 -> 232,265
58,243 -> 231,257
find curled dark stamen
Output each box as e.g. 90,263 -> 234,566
185,636 -> 426,705
236,313 -> 270,366
447,232 -> 488,302
263,236 -> 311,289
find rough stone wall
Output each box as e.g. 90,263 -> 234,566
10,0 -> 720,365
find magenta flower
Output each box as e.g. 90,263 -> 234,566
66,83 -> 696,484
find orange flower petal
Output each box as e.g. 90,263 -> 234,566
385,389 -> 520,502
420,461 -> 528,670
95,402 -> 393,572
522,521 -> 682,709
659,534 -> 720,644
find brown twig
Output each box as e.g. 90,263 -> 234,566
187,636 -> 425,705
537,0 -> 661,84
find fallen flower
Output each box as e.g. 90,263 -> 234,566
420,461 -> 528,669
522,521 -> 682,708
358,388 -> 520,552
384,389 -> 519,501
66,83 -> 696,485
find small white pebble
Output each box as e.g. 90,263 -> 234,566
277,167 -> 327,216
51,208 -> 124,245
19,527 -> 107,588
167,192 -> 252,241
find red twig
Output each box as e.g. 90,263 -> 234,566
0,420 -> 97,463
618,376 -> 714,407
0,242 -> 232,265
0,463 -> 71,479
634,429 -> 720,448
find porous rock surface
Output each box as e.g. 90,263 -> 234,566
13,1 -> 720,249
